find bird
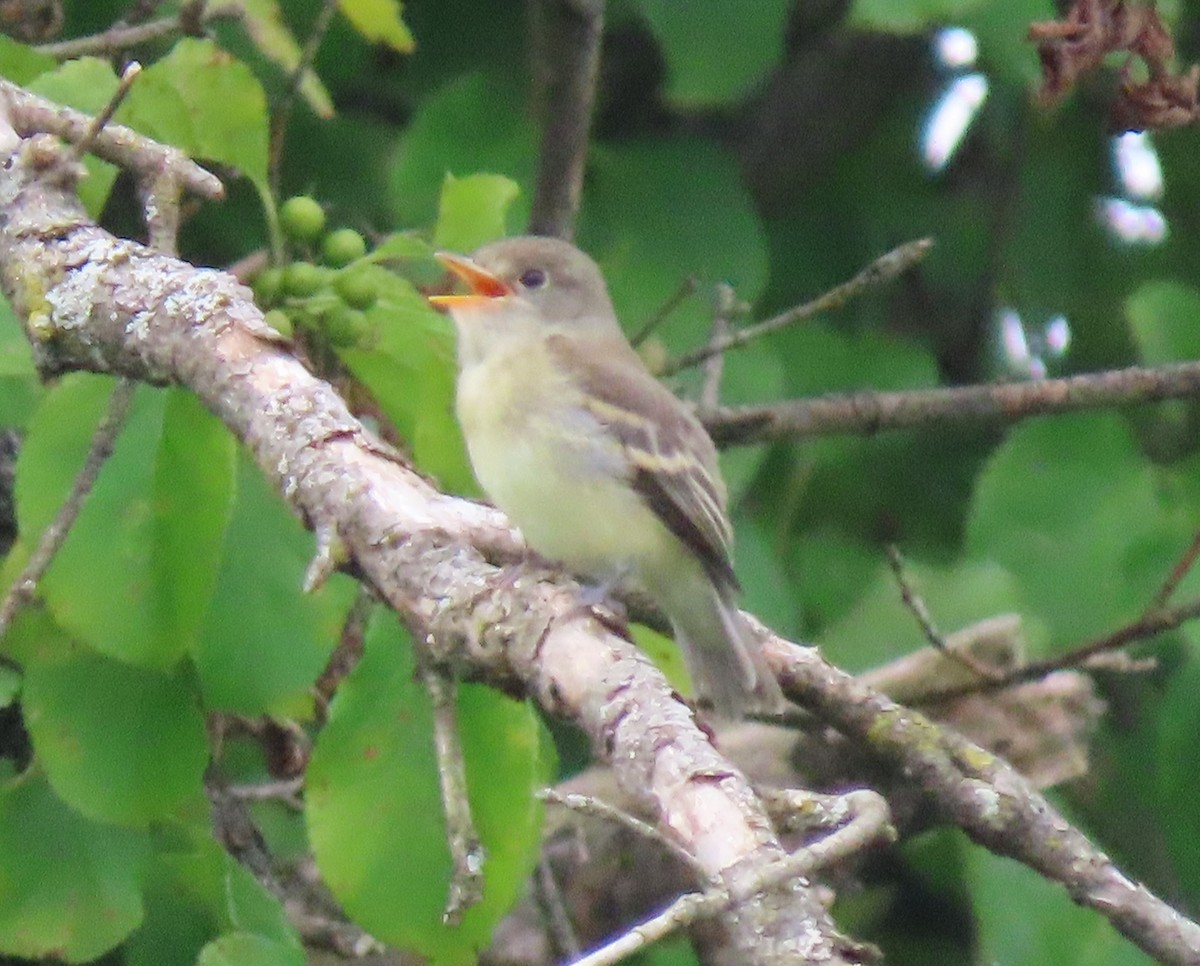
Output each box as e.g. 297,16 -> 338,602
428,235 -> 784,716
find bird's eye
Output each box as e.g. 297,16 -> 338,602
518,268 -> 547,290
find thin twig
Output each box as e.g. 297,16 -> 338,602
268,0 -> 338,199
1146,529 -> 1200,613
539,788 -> 707,877
527,0 -> 606,240
699,284 -> 738,412
910,594 -> 1200,706
706,358 -> 1200,448
663,238 -> 934,376
0,378 -> 137,641
422,665 -> 486,925
35,4 -> 238,59
0,79 -> 223,199
760,787 -> 893,841
630,274 -> 698,348
68,62 -> 143,165
885,544 -> 1002,681
771,638 -> 1200,966
314,585 -> 375,721
909,543 -> 1200,707
226,777 -> 305,809
567,787 -> 892,966
536,857 -> 584,960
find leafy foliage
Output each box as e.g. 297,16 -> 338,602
0,0 -> 1197,963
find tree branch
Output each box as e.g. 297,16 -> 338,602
664,238 -> 933,378
0,107 -> 859,965
527,0 -> 605,240
706,360 -> 1200,447
0,378 -> 136,642
768,636 -> 1200,965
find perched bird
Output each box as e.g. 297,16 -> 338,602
429,236 -> 783,715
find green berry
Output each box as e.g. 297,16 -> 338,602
322,228 -> 368,267
282,261 -> 328,298
263,308 -> 294,338
279,195 -> 326,243
253,267 -> 284,307
333,268 -> 380,310
321,304 -> 370,347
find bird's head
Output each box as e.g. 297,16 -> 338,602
429,236 -> 618,336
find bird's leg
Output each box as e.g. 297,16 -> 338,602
573,569 -> 634,639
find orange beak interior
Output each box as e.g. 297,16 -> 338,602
428,252 -> 512,310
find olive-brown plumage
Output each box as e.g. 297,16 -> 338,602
430,236 -> 783,715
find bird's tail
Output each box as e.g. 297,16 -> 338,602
668,577 -> 786,718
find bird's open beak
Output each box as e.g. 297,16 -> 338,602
428,252 -> 512,310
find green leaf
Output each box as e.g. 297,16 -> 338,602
0,664 -> 18,708
578,138 -> 769,357
0,293 -> 40,427
0,34 -> 55,84
817,557 -> 1035,672
197,933 -> 307,966
1155,657 -> 1200,903
1126,279 -> 1200,365
339,0 -> 416,53
127,822 -> 299,966
22,623 -> 207,825
0,294 -> 33,378
218,0 -> 335,117
336,270 -> 476,493
967,0 -> 1058,86
968,844 -> 1154,965
0,772 -> 148,962
390,72 -> 539,230
434,172 -> 521,253
127,38 -> 270,195
850,0 -> 990,32
307,612 -> 547,963
15,378 -> 235,667
966,413 -> 1174,644
193,452 -> 355,714
632,0 -> 792,105
154,390 -> 238,653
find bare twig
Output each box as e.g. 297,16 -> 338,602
313,585 -> 375,721
1146,530 -> 1200,613
707,359 -> 1200,448
527,0 -> 606,239
423,665 -> 486,925
536,857 -> 584,960
67,61 -> 142,164
290,909 -> 383,958
910,593 -> 1200,707
630,274 -> 699,348
0,378 -> 137,641
698,284 -> 738,412
34,3 -> 237,59
267,0 -> 338,198
885,545 -> 1002,681
664,238 -> 933,377
539,788 -> 707,877
770,637 -> 1200,966
568,787 -> 890,966
0,79 -> 222,199
226,777 -> 305,809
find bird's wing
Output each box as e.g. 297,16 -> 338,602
546,333 -> 738,589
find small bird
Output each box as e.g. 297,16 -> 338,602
429,236 -> 783,716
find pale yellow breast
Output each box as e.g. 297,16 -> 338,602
456,340 -> 672,578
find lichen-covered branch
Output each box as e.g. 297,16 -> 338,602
769,637 -> 1200,966
0,106 -> 860,965
706,360 -> 1200,447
